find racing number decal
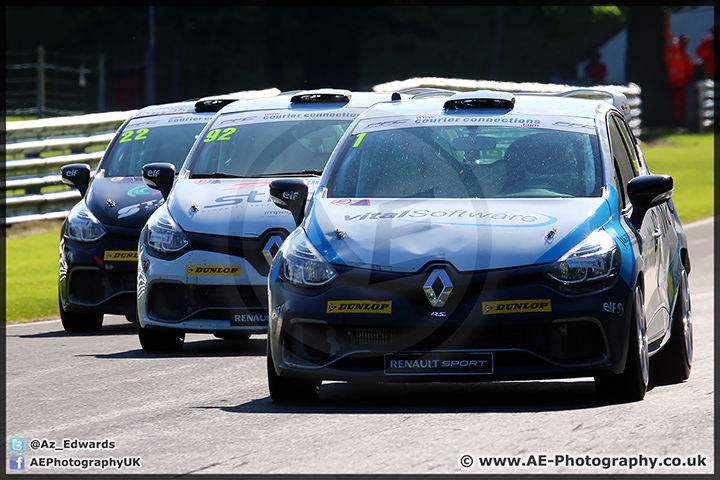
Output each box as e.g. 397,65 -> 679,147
119,129 -> 149,143
203,128 -> 236,142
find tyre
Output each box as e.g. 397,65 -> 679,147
59,295 -> 103,333
650,269 -> 692,384
267,349 -> 320,403
125,312 -> 138,323
137,321 -> 185,352
595,286 -> 649,402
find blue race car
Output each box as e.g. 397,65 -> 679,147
136,89 -> 405,351
58,95 -> 242,332
267,89 -> 692,403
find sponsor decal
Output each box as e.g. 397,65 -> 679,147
339,208 -> 557,228
482,299 -> 551,314
133,106 -> 191,118
233,314 -> 268,323
104,250 -> 138,261
117,198 -> 163,219
194,179 -> 222,185
331,198 -> 371,206
603,302 -> 624,316
185,265 -> 240,276
110,176 -> 136,182
326,300 -> 392,314
384,352 -> 493,375
271,303 -> 286,320
127,185 -> 160,197
223,181 -> 271,190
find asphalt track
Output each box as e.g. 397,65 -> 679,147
5,218 -> 714,474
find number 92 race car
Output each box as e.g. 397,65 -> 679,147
136,89 -> 405,351
267,89 -> 692,403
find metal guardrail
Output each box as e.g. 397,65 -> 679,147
4,110 -> 137,224
697,79 -> 715,133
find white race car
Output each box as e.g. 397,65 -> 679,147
136,89 -> 404,351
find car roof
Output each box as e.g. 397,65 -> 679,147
358,89 -> 627,122
215,89 -> 405,114
130,94 -> 247,119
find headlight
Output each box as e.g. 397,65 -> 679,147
278,228 -> 337,286
144,207 -> 190,254
546,229 -> 619,285
65,202 -> 107,242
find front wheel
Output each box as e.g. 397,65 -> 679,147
59,296 -> 103,333
267,349 -> 320,403
651,269 -> 692,384
595,286 -> 649,402
137,321 -> 185,352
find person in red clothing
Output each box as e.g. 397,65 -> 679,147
666,34 -> 695,125
583,48 -> 607,84
695,27 -> 715,78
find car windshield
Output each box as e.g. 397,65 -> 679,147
185,112 -> 352,178
102,115 -> 210,177
326,122 -> 602,199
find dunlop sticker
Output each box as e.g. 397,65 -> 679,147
104,250 -> 138,261
482,299 -> 551,315
185,265 -> 240,276
326,300 -> 392,314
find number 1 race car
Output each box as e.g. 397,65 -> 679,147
267,89 -> 692,403
136,89 -> 404,351
58,95 -> 243,332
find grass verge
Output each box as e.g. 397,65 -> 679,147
641,132 -> 713,223
5,230 -> 61,323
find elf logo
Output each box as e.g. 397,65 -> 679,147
327,300 -> 392,314
603,302 -> 624,316
185,265 -> 240,276
482,300 -> 551,315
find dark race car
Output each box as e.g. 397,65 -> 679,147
267,89 -> 692,403
58,94 -> 255,332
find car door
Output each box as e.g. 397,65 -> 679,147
608,114 -> 666,343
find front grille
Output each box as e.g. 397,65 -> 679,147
149,283 -> 267,322
68,268 -> 136,306
284,320 -> 607,366
350,327 -> 395,347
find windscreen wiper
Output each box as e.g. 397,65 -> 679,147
243,170 -> 323,178
191,172 -> 244,178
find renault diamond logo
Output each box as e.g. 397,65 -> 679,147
423,269 -> 453,307
262,235 -> 285,266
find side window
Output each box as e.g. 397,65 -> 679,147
612,116 -> 641,175
608,115 -> 638,212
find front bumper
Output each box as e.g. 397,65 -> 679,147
269,263 -> 634,383
59,232 -> 139,316
137,246 -> 269,334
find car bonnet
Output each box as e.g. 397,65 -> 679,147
304,197 -> 613,273
168,177 -> 322,237
86,177 -> 165,229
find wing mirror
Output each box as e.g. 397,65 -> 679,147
627,174 -> 673,229
61,163 -> 92,198
269,179 -> 309,226
142,162 -> 176,200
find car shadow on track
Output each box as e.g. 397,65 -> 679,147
15,321 -> 138,338
93,336 -> 268,359
213,380 -> 618,414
